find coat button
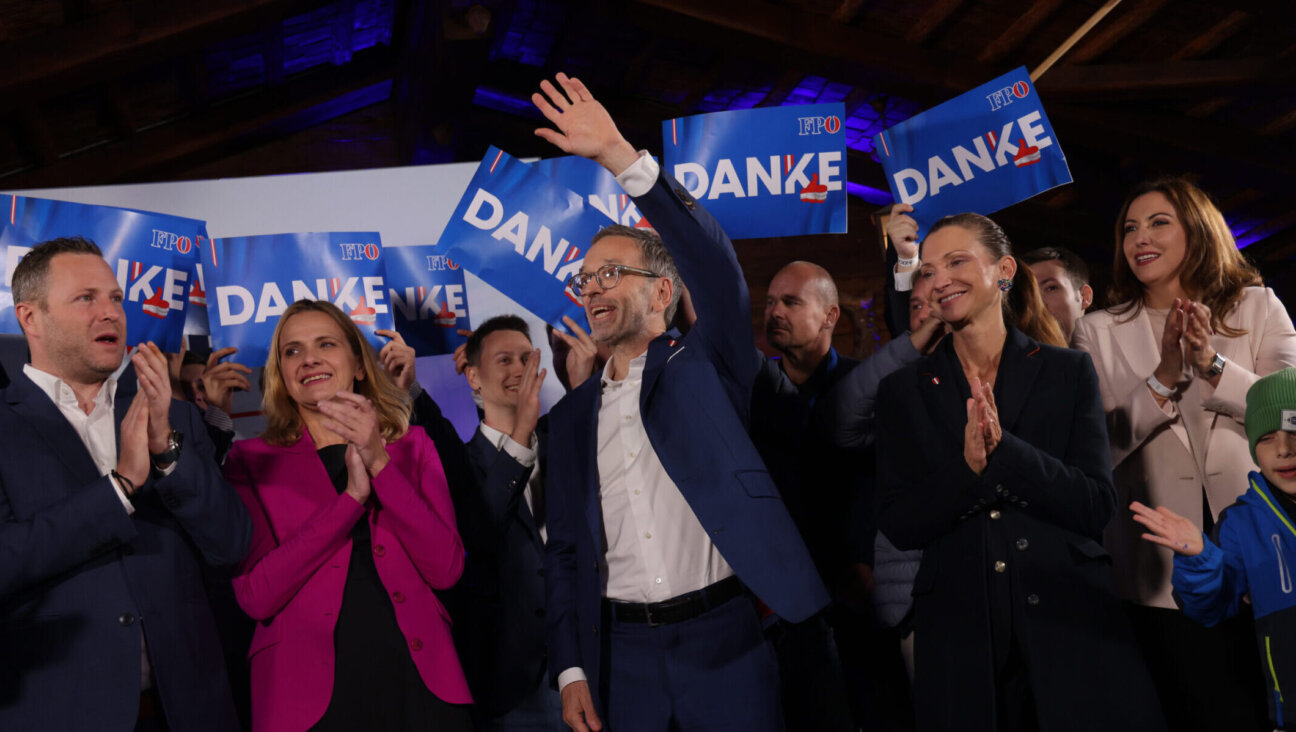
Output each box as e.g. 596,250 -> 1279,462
996,484 -> 1007,495
392,591 -> 405,604
1027,594 -> 1040,606
118,613 -> 136,626
374,544 -> 386,557
410,638 -> 423,651
989,510 -> 1002,520
537,568 -> 545,577
592,625 -> 598,635
535,608 -> 545,618
1016,538 -> 1029,551
994,561 -> 1007,573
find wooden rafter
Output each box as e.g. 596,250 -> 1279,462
1170,10 -> 1251,61
1038,56 -> 1296,98
977,0 -> 1063,64
904,0 -> 968,45
1066,0 -> 1169,64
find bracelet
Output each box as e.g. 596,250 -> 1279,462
1146,374 -> 1176,398
111,470 -> 136,497
896,254 -> 919,269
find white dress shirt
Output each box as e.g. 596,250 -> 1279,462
557,153 -> 736,693
477,423 -> 546,543
596,353 -> 734,603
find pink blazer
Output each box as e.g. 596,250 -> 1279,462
225,427 -> 471,732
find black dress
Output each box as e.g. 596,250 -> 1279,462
310,445 -> 473,732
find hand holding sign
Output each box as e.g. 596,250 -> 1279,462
203,347 -> 252,415
376,328 -> 417,392
533,73 -> 639,176
886,204 -> 920,264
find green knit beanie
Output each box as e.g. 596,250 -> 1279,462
1246,367 -> 1296,462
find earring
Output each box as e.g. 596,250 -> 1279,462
998,278 -> 1013,292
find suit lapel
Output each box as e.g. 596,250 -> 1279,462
1109,308 -> 1192,454
638,332 -> 680,407
8,373 -> 104,487
994,328 -> 1043,434
565,379 -> 604,551
918,339 -> 973,446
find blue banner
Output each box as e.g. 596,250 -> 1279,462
662,103 -> 847,239
532,155 -> 650,227
873,66 -> 1072,236
206,232 -> 393,367
0,194 -> 204,351
437,147 -> 593,329
384,245 -> 469,357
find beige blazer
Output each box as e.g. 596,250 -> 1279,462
1073,286 -> 1296,608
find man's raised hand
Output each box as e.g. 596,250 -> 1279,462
533,73 -> 639,175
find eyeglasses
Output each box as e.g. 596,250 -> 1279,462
566,264 -> 662,297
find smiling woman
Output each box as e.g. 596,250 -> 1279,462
1073,177 -> 1296,731
223,299 -> 474,732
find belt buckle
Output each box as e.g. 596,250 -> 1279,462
643,602 -> 664,627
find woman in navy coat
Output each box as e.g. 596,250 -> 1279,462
875,213 -> 1165,732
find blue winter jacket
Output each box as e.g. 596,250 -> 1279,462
1174,471 -> 1296,729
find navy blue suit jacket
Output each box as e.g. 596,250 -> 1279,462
0,368 -> 252,732
458,421 -> 549,718
544,171 -> 829,712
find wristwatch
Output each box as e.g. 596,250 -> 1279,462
150,430 -> 184,469
1206,352 -> 1228,378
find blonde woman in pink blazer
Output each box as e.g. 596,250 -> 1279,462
1074,177 -> 1296,732
226,300 -> 472,732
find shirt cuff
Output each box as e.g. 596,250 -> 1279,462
557,667 -> 587,692
500,434 -> 538,468
110,475 -> 136,516
203,405 -> 234,433
408,380 -> 426,400
893,267 -> 916,292
614,151 -> 659,197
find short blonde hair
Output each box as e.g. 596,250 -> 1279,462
260,300 -> 410,446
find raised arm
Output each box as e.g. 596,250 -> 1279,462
532,72 -> 758,392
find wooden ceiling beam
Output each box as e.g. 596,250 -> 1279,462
1049,102 -> 1296,185
1037,56 -> 1296,99
1170,9 -> 1251,60
904,0 -> 969,45
0,49 -> 398,189
756,69 -> 807,108
1065,0 -> 1170,64
831,0 -> 869,25
633,0 -> 993,97
977,0 -> 1063,64
0,0 -> 332,114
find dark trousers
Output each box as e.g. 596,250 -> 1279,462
603,594 -> 782,732
1127,603 -> 1270,732
768,611 -> 855,732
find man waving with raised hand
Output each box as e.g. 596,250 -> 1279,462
534,73 -> 827,732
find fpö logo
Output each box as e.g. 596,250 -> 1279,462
338,242 -> 381,261
150,229 -> 194,254
797,115 -> 842,136
985,81 -> 1031,111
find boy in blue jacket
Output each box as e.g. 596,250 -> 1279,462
1133,367 -> 1296,730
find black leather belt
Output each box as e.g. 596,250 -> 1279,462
607,576 -> 743,626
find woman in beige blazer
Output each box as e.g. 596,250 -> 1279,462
1074,177 -> 1296,732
